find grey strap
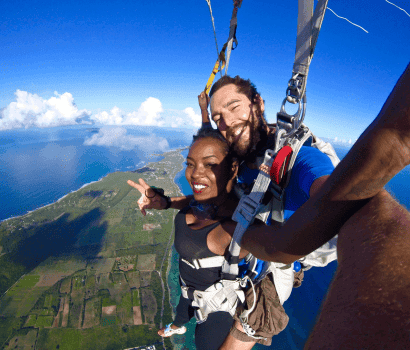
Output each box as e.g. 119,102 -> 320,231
181,256 -> 225,269
293,0 -> 314,78
289,0 -> 329,102
221,149 -> 275,277
224,0 -> 243,76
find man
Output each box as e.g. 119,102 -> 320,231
129,63 -> 410,348
207,75 -> 337,346
219,64 -> 410,349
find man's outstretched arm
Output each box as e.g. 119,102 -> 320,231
241,63 -> 410,262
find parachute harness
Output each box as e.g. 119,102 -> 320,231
279,0 -> 328,138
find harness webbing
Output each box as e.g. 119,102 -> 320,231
221,150 -> 276,279
288,0 -> 329,104
204,0 -> 242,92
224,0 -> 243,76
205,53 -> 226,95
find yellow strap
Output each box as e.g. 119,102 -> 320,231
205,58 -> 226,95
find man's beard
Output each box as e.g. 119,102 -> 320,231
226,108 -> 267,160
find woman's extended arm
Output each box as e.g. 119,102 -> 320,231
127,179 -> 192,215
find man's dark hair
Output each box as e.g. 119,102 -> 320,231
209,75 -> 267,126
209,75 -> 261,103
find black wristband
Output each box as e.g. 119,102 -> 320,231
164,196 -> 172,209
148,187 -> 171,209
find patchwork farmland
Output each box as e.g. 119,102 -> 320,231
0,150 -> 184,349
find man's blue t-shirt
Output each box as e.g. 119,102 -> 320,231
237,146 -> 335,222
237,145 -> 334,278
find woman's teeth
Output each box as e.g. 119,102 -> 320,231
193,183 -> 207,192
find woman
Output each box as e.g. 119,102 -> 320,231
128,128 -> 259,349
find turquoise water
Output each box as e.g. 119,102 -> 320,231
168,150 -> 197,349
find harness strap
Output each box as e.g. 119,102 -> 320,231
221,149 -> 275,278
224,128 -> 313,276
181,256 -> 225,269
224,0 -> 243,76
290,0 -> 329,102
276,0 -> 328,139
180,276 -> 246,323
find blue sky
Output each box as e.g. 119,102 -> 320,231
1,0 -> 409,141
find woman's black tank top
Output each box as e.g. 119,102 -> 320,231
174,207 -> 228,291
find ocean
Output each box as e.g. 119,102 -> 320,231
0,125 -> 194,221
1,126 -> 409,349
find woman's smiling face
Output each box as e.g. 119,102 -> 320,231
185,137 -> 234,203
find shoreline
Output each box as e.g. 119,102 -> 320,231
0,147 -> 186,224
167,150 -> 196,350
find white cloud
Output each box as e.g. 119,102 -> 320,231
91,106 -> 124,125
183,107 -> 201,128
1,90 -> 202,130
0,90 -> 91,130
91,97 -> 164,127
83,126 -> 169,152
171,117 -> 184,128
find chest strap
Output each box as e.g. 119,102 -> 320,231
181,256 -> 225,270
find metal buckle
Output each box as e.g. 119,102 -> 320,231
277,73 -> 307,138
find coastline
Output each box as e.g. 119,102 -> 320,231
0,148 -> 185,224
167,149 -> 197,350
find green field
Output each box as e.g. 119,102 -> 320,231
60,277 -> 72,294
36,325 -> 161,350
36,315 -> 54,328
25,314 -> 37,327
101,315 -> 117,326
0,150 -> 183,348
17,275 -> 40,288
132,289 -> 140,307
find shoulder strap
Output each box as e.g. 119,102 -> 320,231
221,149 -> 276,279
222,126 -> 316,278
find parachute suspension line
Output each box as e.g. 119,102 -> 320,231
204,0 -> 242,94
385,0 -> 410,18
326,7 -> 369,33
205,0 -> 222,78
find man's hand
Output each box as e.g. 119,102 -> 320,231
127,179 -> 167,216
198,90 -> 210,112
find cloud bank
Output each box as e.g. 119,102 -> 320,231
91,97 -> 165,126
84,126 -> 169,152
0,90 -> 91,130
0,90 -> 202,130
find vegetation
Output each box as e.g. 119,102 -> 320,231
0,150 -> 184,348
